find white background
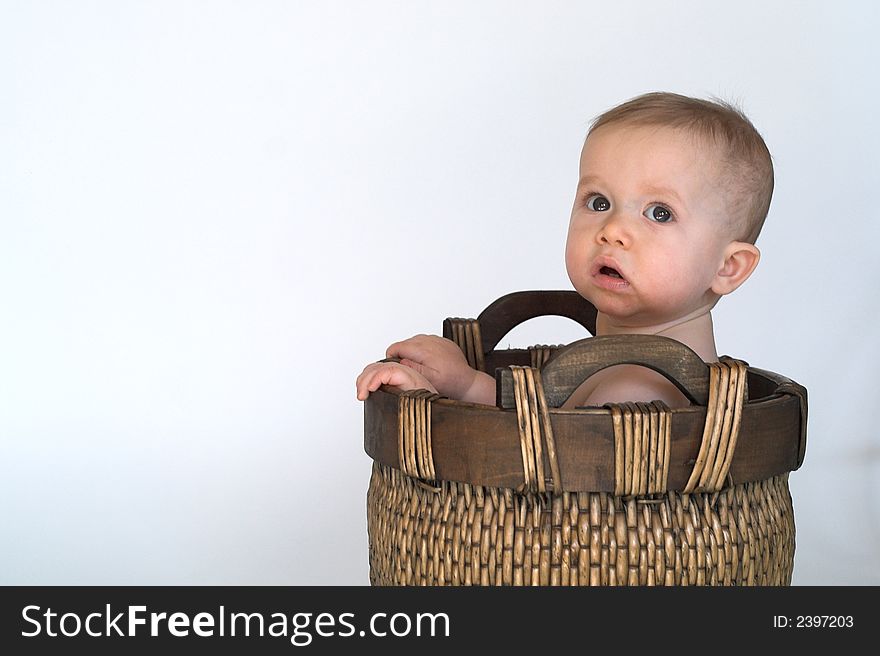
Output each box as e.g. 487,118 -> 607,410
1,0 -> 878,585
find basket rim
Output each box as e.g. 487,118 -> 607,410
364,364 -> 806,493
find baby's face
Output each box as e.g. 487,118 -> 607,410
565,124 -> 733,328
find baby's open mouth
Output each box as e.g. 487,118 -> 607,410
600,266 -> 623,279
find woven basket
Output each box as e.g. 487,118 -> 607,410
364,291 -> 807,586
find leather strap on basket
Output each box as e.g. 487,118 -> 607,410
606,401 -> 672,496
446,318 -> 486,372
397,389 -> 442,481
683,358 -> 748,493
510,366 -> 562,493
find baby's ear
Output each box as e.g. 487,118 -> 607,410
711,241 -> 760,296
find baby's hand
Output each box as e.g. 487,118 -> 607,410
356,361 -> 439,401
386,334 -> 477,400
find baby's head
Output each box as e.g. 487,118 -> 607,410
566,92 -> 773,329
589,92 -> 773,243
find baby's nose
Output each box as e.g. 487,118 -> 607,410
597,213 -> 632,248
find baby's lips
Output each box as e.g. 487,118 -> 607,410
590,255 -> 627,281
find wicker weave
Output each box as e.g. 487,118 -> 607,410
367,464 -> 794,586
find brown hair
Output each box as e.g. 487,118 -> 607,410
589,92 -> 773,243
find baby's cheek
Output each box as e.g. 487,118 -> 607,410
647,268 -> 705,308
567,271 -> 593,301
564,238 -> 589,279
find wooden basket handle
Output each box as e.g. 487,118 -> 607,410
498,334 -> 710,408
443,290 -> 597,359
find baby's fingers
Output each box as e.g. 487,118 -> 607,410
355,363 -> 411,401
398,357 -> 427,377
386,334 -> 433,361
356,364 -> 385,400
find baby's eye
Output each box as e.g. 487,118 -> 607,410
644,204 -> 673,223
586,194 -> 610,212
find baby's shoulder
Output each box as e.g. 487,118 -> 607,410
561,364 -> 689,409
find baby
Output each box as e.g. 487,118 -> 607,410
356,92 -> 773,409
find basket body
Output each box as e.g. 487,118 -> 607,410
364,292 -> 806,586
367,463 -> 795,586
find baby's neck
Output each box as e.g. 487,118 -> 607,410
595,310 -> 719,363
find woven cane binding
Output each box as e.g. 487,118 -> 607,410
684,359 -> 748,493
397,389 -> 442,482
606,401 -> 672,496
509,366 -> 561,493
528,344 -> 561,369
445,318 -> 486,372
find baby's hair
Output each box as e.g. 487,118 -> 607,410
589,92 -> 773,244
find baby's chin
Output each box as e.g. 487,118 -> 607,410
580,294 -> 640,321
573,285 -> 673,327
